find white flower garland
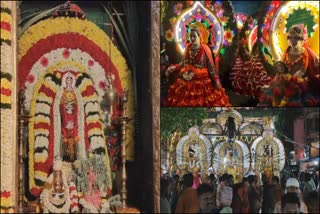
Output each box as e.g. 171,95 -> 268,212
24,48 -> 108,110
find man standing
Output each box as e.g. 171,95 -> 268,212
175,173 -> 200,213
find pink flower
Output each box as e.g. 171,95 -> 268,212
26,74 -> 35,83
40,57 -> 49,67
88,60 -> 94,67
63,49 -> 70,59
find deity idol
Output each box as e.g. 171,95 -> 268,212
259,24 -> 319,106
164,26 -> 230,106
40,157 -> 78,213
224,149 -> 240,183
60,72 -> 79,162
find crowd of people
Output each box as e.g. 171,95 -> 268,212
160,171 -> 319,213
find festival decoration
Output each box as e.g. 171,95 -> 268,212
0,1 -> 16,213
270,1 -> 319,61
173,1 -> 224,55
258,1 -> 319,73
176,127 -> 212,174
18,2 -> 135,197
251,130 -> 285,179
167,109 -> 285,182
162,0 -> 238,81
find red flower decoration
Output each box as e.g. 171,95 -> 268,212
40,57 -> 48,67
186,1 -> 193,6
26,74 -> 35,83
88,60 -> 94,67
63,49 -> 70,59
0,191 -> 11,198
99,81 -> 106,89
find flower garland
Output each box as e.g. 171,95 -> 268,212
1,2 -> 15,212
29,68 -> 112,197
19,16 -> 135,161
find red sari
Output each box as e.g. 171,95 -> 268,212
166,43 -> 230,106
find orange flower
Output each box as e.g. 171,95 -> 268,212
165,29 -> 174,42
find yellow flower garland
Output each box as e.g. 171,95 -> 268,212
19,17 -> 135,161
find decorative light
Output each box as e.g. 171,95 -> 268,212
270,1 -> 319,61
174,1 -> 223,55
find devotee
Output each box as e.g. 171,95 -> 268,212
262,174 -> 276,213
281,192 -> 301,213
164,26 -> 230,106
220,180 -> 233,213
197,183 -> 217,213
175,173 -> 200,213
169,174 -> 180,212
303,173 -> 316,202
216,173 -> 229,210
272,176 -> 282,203
161,178 -> 172,213
273,177 -> 308,213
304,191 -> 319,214
248,175 -> 262,213
231,177 -> 249,213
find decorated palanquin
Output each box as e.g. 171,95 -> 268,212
176,127 -> 212,174
251,127 -> 285,182
213,140 -> 250,184
172,109 -> 285,184
17,1 -> 135,212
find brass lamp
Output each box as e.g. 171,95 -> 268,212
103,85 -> 118,127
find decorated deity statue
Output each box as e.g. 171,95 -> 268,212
60,72 -> 80,162
40,156 -> 79,213
164,26 -> 230,106
282,24 -> 319,77
259,24 -> 319,106
260,147 -> 273,183
224,149 -> 239,183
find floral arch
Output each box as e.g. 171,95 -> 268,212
19,14 -> 135,196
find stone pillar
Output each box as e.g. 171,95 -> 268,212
0,1 -> 18,213
151,1 -> 160,213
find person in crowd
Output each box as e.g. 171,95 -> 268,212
208,174 -> 218,211
161,177 -> 172,213
261,174 -> 276,213
169,174 -> 181,212
248,175 -> 262,213
272,175 -> 282,203
274,177 -> 308,213
304,191 -> 319,214
175,173 -> 200,213
197,183 -> 217,213
303,173 -> 316,202
216,173 -> 229,210
281,192 -> 301,213
193,172 -> 202,189
220,179 -> 233,214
